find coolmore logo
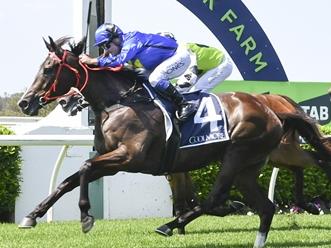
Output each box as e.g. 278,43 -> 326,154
177,0 -> 288,81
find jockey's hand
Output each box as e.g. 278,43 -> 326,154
79,54 -> 98,65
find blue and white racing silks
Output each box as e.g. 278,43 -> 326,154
97,31 -> 178,70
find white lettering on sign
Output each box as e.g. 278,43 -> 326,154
301,105 -> 329,121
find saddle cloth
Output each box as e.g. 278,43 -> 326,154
143,84 -> 230,148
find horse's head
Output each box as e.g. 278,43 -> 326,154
18,36 -> 86,116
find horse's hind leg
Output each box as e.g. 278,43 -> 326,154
234,162 -> 275,248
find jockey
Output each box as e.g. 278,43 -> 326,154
176,43 -> 233,93
156,32 -> 233,93
79,23 -> 196,121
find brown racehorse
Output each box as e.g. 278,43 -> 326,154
167,94 -> 331,213
17,37 -> 330,248
162,94 -> 331,234
58,86 -> 331,220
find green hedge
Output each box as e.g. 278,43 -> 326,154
0,126 -> 22,214
190,125 -> 331,206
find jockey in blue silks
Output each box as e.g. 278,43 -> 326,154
80,23 -> 196,121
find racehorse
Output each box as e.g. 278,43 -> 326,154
58,85 -> 331,220
17,37 -> 330,248
159,94 -> 331,234
166,94 -> 331,213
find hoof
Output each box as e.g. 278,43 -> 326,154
304,203 -> 320,215
230,201 -> 246,212
81,215 -> 95,233
254,231 -> 267,248
155,225 -> 173,237
177,227 -> 185,235
18,217 -> 37,229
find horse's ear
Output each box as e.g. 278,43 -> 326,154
43,37 -> 52,51
80,36 -> 87,52
70,37 -> 86,56
48,36 -> 63,55
48,36 -> 57,51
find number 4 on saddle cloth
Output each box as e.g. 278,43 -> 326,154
149,86 -> 229,148
143,83 -> 230,174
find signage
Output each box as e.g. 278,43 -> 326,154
177,0 -> 288,81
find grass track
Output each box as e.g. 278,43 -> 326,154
1,214 -> 331,248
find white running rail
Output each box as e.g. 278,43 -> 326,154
0,134 -> 94,222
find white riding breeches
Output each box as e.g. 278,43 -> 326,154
148,45 -> 191,87
188,56 -> 233,93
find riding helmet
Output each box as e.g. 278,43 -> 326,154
94,23 -> 123,47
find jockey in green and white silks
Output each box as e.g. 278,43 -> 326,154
176,43 -> 233,93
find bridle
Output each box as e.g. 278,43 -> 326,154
40,50 -> 122,105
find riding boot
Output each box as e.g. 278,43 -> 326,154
157,82 -> 196,121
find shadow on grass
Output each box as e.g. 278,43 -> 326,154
267,240 -> 331,247
183,223 -> 331,235
163,240 -> 331,248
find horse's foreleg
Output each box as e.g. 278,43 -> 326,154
19,172 -> 80,228
159,170 -> 245,235
78,145 -> 129,233
156,165 -> 235,237
291,167 -> 319,215
166,173 -> 191,217
159,172 -> 204,236
78,161 -> 94,233
19,169 -> 106,229
155,205 -> 203,236
184,172 -> 200,209
177,165 -> 235,230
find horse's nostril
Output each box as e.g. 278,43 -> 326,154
18,100 -> 28,109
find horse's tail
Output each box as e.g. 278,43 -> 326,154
277,112 -> 331,162
278,94 -> 306,114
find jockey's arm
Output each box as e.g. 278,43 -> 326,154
97,37 -> 140,67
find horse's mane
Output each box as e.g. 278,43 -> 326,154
116,67 -> 147,83
55,36 -> 73,48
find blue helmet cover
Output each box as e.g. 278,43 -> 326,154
94,23 -> 123,47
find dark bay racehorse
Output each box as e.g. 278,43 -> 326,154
163,94 -> 331,234
59,85 -> 331,219
17,37 -> 330,248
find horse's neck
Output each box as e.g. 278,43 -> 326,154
84,70 -> 137,110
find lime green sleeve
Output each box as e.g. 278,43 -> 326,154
187,43 -> 225,72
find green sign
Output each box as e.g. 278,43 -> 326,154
214,81 -> 331,125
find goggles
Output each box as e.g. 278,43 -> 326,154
100,41 -> 112,50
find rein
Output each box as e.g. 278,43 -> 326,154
41,50 -> 123,104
